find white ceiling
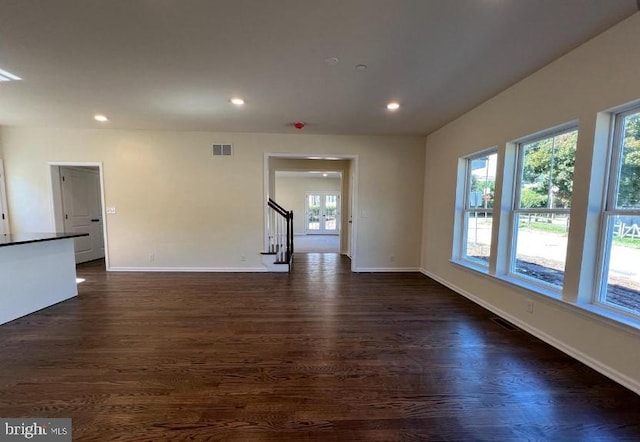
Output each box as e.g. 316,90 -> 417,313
0,1 -> 637,136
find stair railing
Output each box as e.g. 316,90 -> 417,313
267,198 -> 294,266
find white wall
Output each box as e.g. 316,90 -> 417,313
422,13 -> 640,392
276,175 -> 341,235
2,130 -> 424,271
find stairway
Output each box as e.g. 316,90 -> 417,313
262,198 -> 293,272
260,251 -> 290,272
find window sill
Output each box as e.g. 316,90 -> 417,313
578,303 -> 640,332
449,259 -> 640,335
450,257 -> 490,275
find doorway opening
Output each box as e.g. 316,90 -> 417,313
0,160 -> 9,235
265,154 -> 358,271
49,163 -> 108,268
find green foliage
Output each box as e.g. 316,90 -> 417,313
515,115 -> 640,210
520,131 -> 577,209
627,113 -> 640,141
614,236 -> 640,249
520,188 -> 547,208
519,220 -> 568,235
618,113 -> 640,208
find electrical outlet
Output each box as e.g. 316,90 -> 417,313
149,253 -> 155,263
240,255 -> 247,262
390,255 -> 396,263
526,300 -> 534,314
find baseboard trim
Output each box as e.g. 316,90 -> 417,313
420,268 -> 640,395
354,267 -> 420,273
107,266 -> 268,273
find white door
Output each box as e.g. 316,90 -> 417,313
0,160 -> 9,235
306,192 -> 340,234
60,167 -> 104,263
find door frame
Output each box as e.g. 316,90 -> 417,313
0,160 -> 10,234
264,153 -> 359,272
304,191 -> 341,235
48,162 -> 110,269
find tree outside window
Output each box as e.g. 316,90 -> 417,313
511,128 -> 577,288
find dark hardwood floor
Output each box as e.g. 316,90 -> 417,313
0,254 -> 638,441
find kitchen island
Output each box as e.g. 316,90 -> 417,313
0,233 -> 88,326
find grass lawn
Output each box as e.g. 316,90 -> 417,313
520,220 -> 640,249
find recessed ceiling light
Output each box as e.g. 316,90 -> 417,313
230,97 -> 245,105
94,114 -> 109,122
324,57 -> 339,66
322,173 -> 328,177
386,102 -> 400,111
355,64 -> 368,71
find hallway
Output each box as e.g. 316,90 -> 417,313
293,234 -> 340,253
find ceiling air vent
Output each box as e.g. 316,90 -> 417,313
212,144 -> 233,157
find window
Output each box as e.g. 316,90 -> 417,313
450,107 -> 639,329
458,150 -> 498,266
598,108 -> 640,316
511,128 -> 578,288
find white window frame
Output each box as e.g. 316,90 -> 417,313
508,125 -> 578,291
454,148 -> 497,268
595,106 -> 640,317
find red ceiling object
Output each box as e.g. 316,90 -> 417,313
293,121 -> 305,130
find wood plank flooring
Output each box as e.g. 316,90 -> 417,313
0,253 -> 639,441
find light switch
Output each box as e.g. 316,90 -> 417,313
106,207 -> 116,214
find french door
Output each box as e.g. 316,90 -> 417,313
306,192 -> 340,234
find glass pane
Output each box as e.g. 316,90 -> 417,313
307,195 -> 320,231
464,212 -> 493,265
602,215 -> 640,315
468,153 -> 497,209
519,130 -> 577,209
615,111 -> 640,209
324,194 -> 337,231
513,213 -> 570,287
